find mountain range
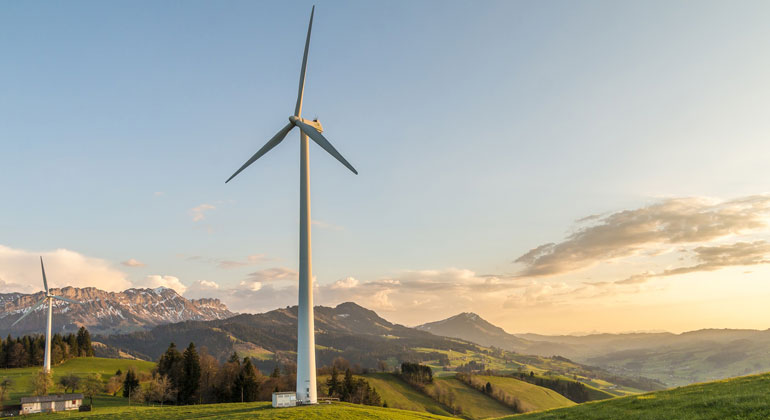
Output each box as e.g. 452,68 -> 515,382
2,285 -> 769,387
0,286 -> 234,335
96,301 -> 482,370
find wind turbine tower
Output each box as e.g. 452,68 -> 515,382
12,257 -> 83,373
225,6 -> 357,404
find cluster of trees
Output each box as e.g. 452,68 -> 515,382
326,366 -> 381,406
129,344 -> 388,408
400,362 -> 433,385
457,373 -> 523,413
455,360 -> 486,373
128,342 -> 297,405
509,371 -> 590,403
0,327 -> 94,369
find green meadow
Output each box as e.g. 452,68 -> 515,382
0,357 -> 155,404
506,372 -> 770,420
473,375 -> 575,412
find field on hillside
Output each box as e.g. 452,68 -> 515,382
413,347 -> 639,397
504,372 -> 770,420
12,401 -> 455,419
426,377 -> 516,419
363,373 -> 452,416
0,358 -> 155,404
473,375 -> 575,412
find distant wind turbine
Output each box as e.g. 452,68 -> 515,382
225,5 -> 356,404
12,257 -> 83,373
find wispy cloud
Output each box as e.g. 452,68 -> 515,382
616,240 -> 770,284
121,258 -> 145,268
515,195 -> 770,277
217,254 -> 269,269
312,220 -> 344,231
184,254 -> 271,269
190,204 -> 216,222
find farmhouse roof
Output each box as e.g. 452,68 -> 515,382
20,394 -> 83,404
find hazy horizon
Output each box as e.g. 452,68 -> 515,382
3,0 -> 770,335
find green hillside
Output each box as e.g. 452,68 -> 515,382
13,401 -> 454,419
473,375 -> 575,412
504,372 -> 770,420
363,373 -> 452,416
0,357 -> 155,404
426,377 -> 516,419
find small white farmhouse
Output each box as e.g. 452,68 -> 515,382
20,393 -> 83,414
272,391 -> 297,408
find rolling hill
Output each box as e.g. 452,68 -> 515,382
472,375 -> 576,412
504,371 -> 770,419
97,302 -> 482,369
362,373 -> 453,416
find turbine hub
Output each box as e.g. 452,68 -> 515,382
290,116 -> 324,133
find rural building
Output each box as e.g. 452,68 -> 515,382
272,391 -> 297,408
20,393 -> 83,414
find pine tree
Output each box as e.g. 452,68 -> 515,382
158,342 -> 184,396
76,327 -> 94,357
342,368 -> 354,401
122,368 -> 140,398
234,357 -> 261,402
180,342 -> 201,404
327,366 -> 339,397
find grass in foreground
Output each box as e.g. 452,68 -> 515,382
503,372 -> 770,420
17,401 -> 456,420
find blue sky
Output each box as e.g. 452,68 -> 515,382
2,1 -> 770,333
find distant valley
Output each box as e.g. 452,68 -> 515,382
418,313 -> 770,387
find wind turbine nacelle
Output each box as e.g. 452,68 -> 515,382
290,116 -> 323,133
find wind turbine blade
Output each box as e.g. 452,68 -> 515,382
225,122 -> 295,183
294,120 -> 358,175
294,5 -> 315,117
51,295 -> 82,305
11,298 -> 47,326
40,257 -> 48,293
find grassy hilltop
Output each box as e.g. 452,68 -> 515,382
505,372 -> 770,420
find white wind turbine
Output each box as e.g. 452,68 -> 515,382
225,6 -> 356,404
12,257 -> 83,373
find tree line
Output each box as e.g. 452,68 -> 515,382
0,327 -> 93,369
120,342 -> 385,407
